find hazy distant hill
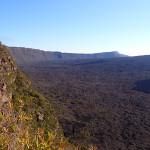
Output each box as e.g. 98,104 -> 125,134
8,47 -> 127,64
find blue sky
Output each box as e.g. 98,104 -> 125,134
1,0 -> 150,56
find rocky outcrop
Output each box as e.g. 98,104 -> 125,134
0,42 -> 19,148
0,42 -> 66,149
0,45 -> 15,104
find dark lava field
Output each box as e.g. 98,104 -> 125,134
19,56 -> 150,150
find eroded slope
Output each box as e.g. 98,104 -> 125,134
0,42 -> 72,149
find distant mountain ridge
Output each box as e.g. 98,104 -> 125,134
8,47 -> 128,64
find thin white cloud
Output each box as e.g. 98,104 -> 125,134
0,37 -> 14,42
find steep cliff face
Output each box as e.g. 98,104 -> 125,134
0,42 -> 70,149
8,47 -> 127,65
0,43 -> 16,114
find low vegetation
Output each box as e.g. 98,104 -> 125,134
0,42 -> 70,149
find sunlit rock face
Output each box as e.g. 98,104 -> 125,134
0,42 -> 67,149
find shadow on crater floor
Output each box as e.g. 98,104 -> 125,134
133,79 -> 150,94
